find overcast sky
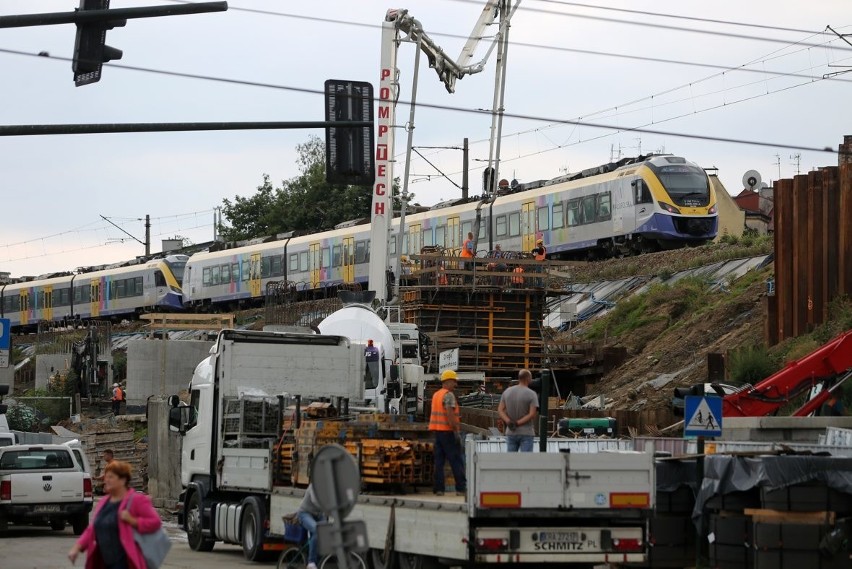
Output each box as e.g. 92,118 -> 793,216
1,0 -> 849,277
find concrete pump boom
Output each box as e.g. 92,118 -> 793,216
368,2 -> 517,303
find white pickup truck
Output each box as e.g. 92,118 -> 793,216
0,443 -> 93,534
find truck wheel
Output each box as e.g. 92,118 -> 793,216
369,548 -> 397,569
241,496 -> 268,562
71,513 -> 89,536
399,553 -> 439,569
51,520 -> 66,531
187,492 -> 215,552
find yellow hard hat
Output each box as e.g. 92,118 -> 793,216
537,238 -> 544,244
440,369 -> 458,382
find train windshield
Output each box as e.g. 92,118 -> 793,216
165,260 -> 187,285
653,164 -> 710,205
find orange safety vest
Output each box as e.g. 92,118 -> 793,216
460,239 -> 474,258
437,263 -> 448,285
429,388 -> 459,431
534,245 -> 547,261
113,387 -> 124,402
511,266 -> 525,284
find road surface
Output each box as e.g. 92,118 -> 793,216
0,519 -> 264,569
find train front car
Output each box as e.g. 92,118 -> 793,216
635,156 -> 717,248
155,255 -> 188,310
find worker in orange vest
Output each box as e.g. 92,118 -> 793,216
460,232 -> 475,284
429,370 -> 466,496
531,238 -> 547,287
511,265 -> 525,286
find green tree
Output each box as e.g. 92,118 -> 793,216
219,136 -> 406,242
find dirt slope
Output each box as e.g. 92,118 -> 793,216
563,241 -> 773,411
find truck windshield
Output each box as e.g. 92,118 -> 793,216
0,450 -> 74,470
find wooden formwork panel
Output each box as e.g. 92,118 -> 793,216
792,174 -> 810,338
822,166 -> 840,322
807,170 -> 825,330
774,178 -> 794,341
840,163 -> 852,298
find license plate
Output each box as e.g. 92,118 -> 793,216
34,505 -> 61,513
538,531 -> 581,543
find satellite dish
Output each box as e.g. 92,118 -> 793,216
742,170 -> 762,190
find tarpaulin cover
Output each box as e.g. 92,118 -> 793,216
656,459 -> 699,492
692,455 -> 852,522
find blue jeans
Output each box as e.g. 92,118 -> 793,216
506,434 -> 534,452
298,511 -> 323,564
433,431 -> 466,492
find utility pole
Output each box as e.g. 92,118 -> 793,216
462,138 -> 469,200
145,214 -> 150,256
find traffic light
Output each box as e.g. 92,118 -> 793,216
324,80 -> 375,186
0,384 -> 8,414
72,0 -> 126,86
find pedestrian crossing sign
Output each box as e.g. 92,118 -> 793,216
684,395 -> 723,438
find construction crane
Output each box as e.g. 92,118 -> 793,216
368,1 -> 520,303
722,330 -> 852,417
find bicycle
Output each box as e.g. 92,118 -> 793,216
278,515 -> 367,569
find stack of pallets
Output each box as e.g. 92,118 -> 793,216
284,415 -> 435,489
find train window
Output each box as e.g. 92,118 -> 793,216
634,179 -> 652,204
322,247 -> 330,269
462,221 -> 472,241
135,277 -> 143,296
597,193 -> 612,221
478,217 -> 488,239
289,254 -> 299,272
581,196 -> 596,224
332,245 -> 342,267
202,268 -> 211,287
210,266 -> 220,286
220,264 -> 231,284
496,215 -> 507,237
232,263 -> 240,282
270,255 -> 283,277
365,240 -> 371,263
508,212 -> 520,236
355,241 -> 367,264
537,206 -> 549,231
402,233 -> 409,255
388,237 -> 396,255
299,251 -> 309,271
241,260 -> 249,282
423,229 -> 434,247
552,202 -> 565,229
155,270 -> 167,287
434,225 -> 445,247
261,257 -> 271,278
116,280 -> 126,299
567,199 -> 580,226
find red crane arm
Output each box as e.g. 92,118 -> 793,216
722,330 -> 852,417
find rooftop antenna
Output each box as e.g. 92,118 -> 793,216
789,153 -> 802,175
773,154 -> 781,180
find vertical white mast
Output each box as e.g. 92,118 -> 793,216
368,13 -> 400,302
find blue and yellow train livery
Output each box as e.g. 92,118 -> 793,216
0,255 -> 187,329
183,154 -> 716,308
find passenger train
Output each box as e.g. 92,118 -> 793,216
0,255 -> 187,329
182,154 -> 717,308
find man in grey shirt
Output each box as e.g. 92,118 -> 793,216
498,369 -> 539,452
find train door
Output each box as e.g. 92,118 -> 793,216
43,285 -> 53,322
90,280 -> 100,317
249,252 -> 262,298
521,201 -> 536,251
19,289 -> 29,325
342,237 -> 355,283
409,224 -> 422,269
309,242 -> 321,289
447,216 -> 461,254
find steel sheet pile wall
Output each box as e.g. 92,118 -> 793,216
767,136 -> 852,344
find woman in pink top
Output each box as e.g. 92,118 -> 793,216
68,460 -> 163,569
